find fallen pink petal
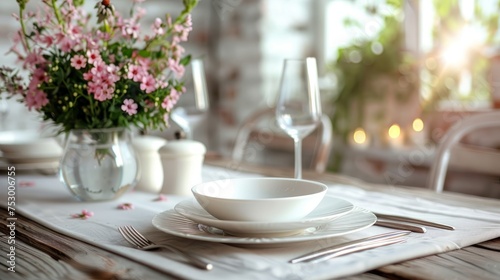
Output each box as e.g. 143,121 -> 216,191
19,181 -> 35,187
71,209 -> 94,219
118,203 -> 134,210
155,194 -> 168,201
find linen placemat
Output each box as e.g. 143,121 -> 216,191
2,165 -> 500,279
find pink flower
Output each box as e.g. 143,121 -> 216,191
140,75 -> 156,93
32,68 -> 48,83
127,64 -> 144,82
25,89 -> 49,110
118,203 -> 134,210
70,54 -> 87,70
169,88 -> 181,100
83,71 -> 93,81
59,37 -> 76,53
167,58 -> 185,77
152,18 -> 164,35
161,88 -> 182,111
90,60 -> 106,77
67,24 -> 83,39
39,35 -> 55,47
166,15 -> 173,27
173,24 -> 191,42
136,56 -> 151,67
172,45 -> 186,59
71,209 -> 94,220
27,79 -> 39,92
85,38 -> 98,50
84,60 -> 119,101
156,76 -> 168,89
161,96 -> 175,111
86,49 -> 102,65
184,14 -> 193,28
122,19 -> 140,39
121,99 -> 138,115
107,64 -> 120,83
23,51 -> 46,70
94,86 -> 114,101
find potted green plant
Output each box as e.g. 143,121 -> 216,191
327,0 -> 418,170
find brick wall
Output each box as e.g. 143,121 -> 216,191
212,0 -> 316,155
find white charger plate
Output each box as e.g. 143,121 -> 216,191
152,207 -> 376,245
174,196 -> 354,237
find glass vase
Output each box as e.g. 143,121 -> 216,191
59,127 -> 139,201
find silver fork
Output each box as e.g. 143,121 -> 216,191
118,225 -> 213,270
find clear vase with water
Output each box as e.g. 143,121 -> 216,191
59,127 -> 139,201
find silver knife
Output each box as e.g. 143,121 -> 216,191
375,220 -> 426,233
373,212 -> 455,230
290,230 -> 410,264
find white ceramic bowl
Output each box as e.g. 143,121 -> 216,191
0,130 -> 63,157
191,177 -> 328,222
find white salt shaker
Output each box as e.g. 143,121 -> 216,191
159,139 -> 206,196
132,135 -> 167,193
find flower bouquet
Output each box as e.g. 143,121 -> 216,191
0,0 -> 199,201
0,0 -> 198,133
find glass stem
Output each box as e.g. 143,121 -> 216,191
294,138 -> 302,179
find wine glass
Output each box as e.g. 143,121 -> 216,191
276,58 -> 322,179
170,59 -> 210,140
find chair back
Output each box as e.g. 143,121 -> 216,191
428,111 -> 500,192
232,107 -> 332,173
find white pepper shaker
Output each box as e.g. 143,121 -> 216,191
159,139 -> 206,196
132,135 -> 167,193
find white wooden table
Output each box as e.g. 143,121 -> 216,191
1,157 -> 500,279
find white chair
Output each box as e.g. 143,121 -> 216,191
232,107 -> 333,173
428,110 -> 500,193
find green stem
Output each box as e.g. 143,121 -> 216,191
84,92 -> 96,120
103,20 -> 111,48
18,4 -> 31,52
51,0 -> 65,31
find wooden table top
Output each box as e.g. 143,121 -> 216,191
1,157 -> 500,280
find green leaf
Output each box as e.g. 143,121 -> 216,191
180,55 -> 191,66
138,50 -> 151,57
122,47 -> 133,58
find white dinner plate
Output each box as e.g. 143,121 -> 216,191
2,154 -> 61,164
152,207 -> 376,245
174,196 -> 354,237
0,130 -> 62,156
0,157 -> 59,174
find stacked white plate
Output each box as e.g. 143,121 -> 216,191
0,130 -> 63,172
152,196 -> 377,245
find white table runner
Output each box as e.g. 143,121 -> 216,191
2,165 -> 500,279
